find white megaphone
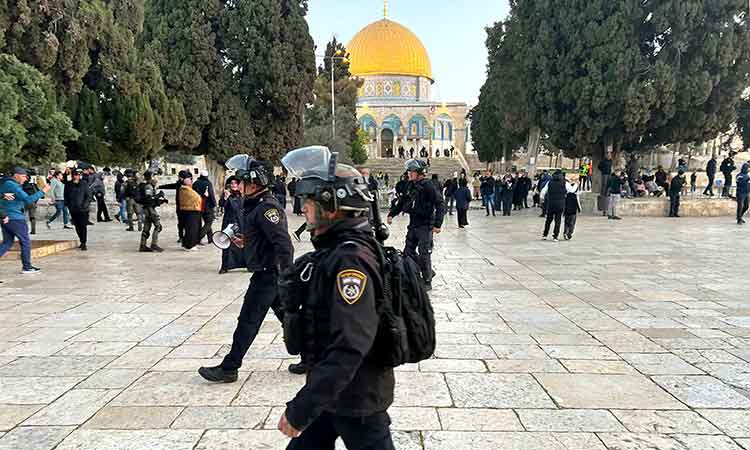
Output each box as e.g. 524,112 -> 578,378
212,224 -> 240,250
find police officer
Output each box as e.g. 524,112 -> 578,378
277,146 -> 395,450
199,154 -> 294,383
123,170 -> 143,232
138,171 -> 166,252
386,159 -> 444,291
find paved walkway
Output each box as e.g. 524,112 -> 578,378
1,208 -> 750,450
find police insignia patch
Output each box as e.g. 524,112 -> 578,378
337,269 -> 368,305
264,208 -> 280,224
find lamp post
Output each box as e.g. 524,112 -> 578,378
325,49 -> 350,141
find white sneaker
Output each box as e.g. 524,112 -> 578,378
542,236 -> 548,241
553,238 -> 559,242
21,267 -> 41,274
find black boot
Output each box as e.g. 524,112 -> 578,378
139,245 -> 153,253
80,243 -> 87,251
198,365 -> 238,383
150,245 -> 164,253
288,362 -> 308,375
126,226 -> 134,232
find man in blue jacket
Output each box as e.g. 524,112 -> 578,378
0,167 -> 49,273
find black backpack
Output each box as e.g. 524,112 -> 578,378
133,183 -> 147,205
370,244 -> 436,366
280,239 -> 436,368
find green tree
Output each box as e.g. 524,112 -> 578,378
0,53 -> 78,167
220,0 -> 316,161
350,129 -> 369,165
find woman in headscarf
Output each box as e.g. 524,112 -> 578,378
218,176 -> 245,273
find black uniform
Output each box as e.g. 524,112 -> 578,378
285,218 -> 395,450
388,177 -> 444,286
704,158 -> 717,196
220,191 -> 294,371
669,174 -> 685,217
721,157 -> 736,197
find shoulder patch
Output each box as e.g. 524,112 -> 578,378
336,269 -> 368,305
264,208 -> 281,224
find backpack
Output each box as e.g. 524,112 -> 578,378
280,238 -> 436,368
369,244 -> 436,366
133,183 -> 146,205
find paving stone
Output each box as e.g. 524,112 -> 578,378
535,374 -> 686,409
0,341 -> 70,357
56,342 -> 137,357
389,407 -> 441,431
446,373 -> 554,408
597,432 -> 687,450
392,372 -> 452,407
434,344 -> 496,359
485,359 -> 567,373
419,359 -> 486,372
0,405 -> 43,431
85,406 -> 184,430
167,345 -> 222,359
0,377 -> 83,404
78,369 -> 146,389
437,408 -> 522,431
108,346 -> 172,369
491,344 -> 550,359
24,389 -> 120,426
0,426 -> 75,450
193,429 -> 287,450
672,434 -> 746,450
56,429 -> 203,450
621,353 -> 704,375
423,431 -> 601,450
560,360 -> 638,374
517,409 -> 625,432
233,371 -> 306,407
652,375 -> 750,408
0,356 -> 112,377
171,406 -> 270,429
114,372 -> 245,406
612,410 -> 721,434
698,410 -> 750,437
542,345 -> 620,360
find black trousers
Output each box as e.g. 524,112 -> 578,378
95,193 -> 110,221
199,209 -> 215,243
457,208 -> 468,227
723,174 -> 733,197
221,270 -> 282,371
446,196 -> 455,215
704,175 -> 715,195
71,210 -> 89,245
287,411 -> 395,450
182,211 -> 202,249
176,210 -> 185,241
502,193 -> 513,215
737,193 -> 749,222
669,194 -> 680,217
405,225 -> 434,284
543,210 -> 563,239
564,214 -> 577,237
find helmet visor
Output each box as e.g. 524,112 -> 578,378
225,154 -> 252,171
281,146 -> 331,180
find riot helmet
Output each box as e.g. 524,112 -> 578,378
282,146 -> 373,219
225,154 -> 273,187
404,159 -> 428,175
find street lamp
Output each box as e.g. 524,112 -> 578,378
326,49 -> 350,141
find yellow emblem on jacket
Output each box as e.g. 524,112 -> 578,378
264,208 -> 280,224
337,269 -> 368,305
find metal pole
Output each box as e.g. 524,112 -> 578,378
331,59 -> 336,141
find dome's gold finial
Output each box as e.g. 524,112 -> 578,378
384,0 -> 388,18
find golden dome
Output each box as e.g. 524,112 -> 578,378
347,19 -> 433,81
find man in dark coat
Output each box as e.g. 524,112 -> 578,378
721,152 -> 737,198
704,156 -> 717,196
669,169 -> 686,218
193,170 -> 217,244
541,171 -> 566,240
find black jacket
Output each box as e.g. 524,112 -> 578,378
598,159 -> 613,176
565,192 -> 581,216
193,176 -> 216,209
64,180 -> 92,212
389,178 -> 445,229
114,179 -> 125,202
285,219 -> 393,430
706,159 -> 717,177
721,158 -> 736,176
240,191 -> 294,272
158,180 -> 184,210
670,175 -> 685,194
444,179 -> 457,197
479,176 -> 495,196
545,177 -> 566,213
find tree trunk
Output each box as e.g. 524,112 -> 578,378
526,125 -> 541,175
204,156 -> 227,198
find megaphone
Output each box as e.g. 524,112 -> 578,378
212,224 -> 240,250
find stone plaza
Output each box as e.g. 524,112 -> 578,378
1,208 -> 750,450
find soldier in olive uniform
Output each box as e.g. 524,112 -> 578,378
138,171 -> 166,252
123,170 -> 143,232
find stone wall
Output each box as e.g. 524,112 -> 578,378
579,193 -> 736,217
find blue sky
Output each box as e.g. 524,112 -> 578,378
306,0 -> 510,105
